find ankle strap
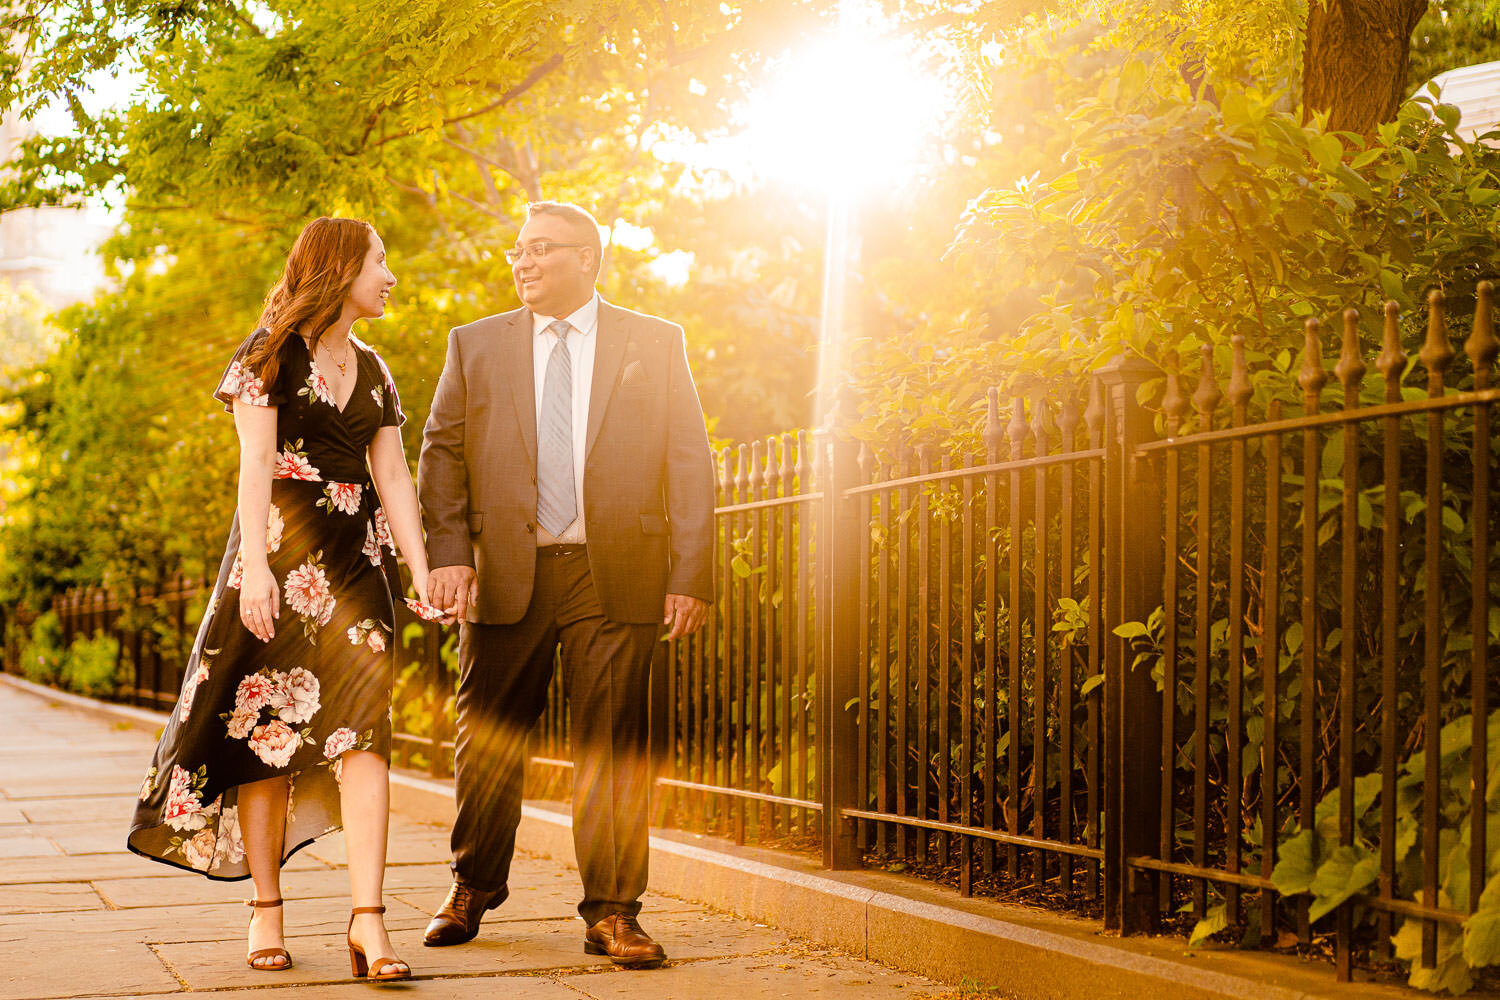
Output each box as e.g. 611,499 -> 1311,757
350,905 -> 386,915
246,898 -> 284,908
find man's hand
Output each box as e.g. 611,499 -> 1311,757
662,594 -> 709,642
428,565 -> 477,622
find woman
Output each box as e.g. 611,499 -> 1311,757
129,217 -> 426,981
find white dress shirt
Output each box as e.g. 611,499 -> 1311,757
532,293 -> 599,544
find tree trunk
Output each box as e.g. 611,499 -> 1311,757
1302,0 -> 1430,134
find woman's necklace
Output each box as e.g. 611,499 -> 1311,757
322,338 -> 352,375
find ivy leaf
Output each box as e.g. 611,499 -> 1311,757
1270,828 -> 1318,896
1080,673 -> 1105,696
1464,908 -> 1500,967
1113,621 -> 1149,639
1188,903 -> 1228,948
1308,844 -> 1379,923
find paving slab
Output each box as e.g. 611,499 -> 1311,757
18,796 -> 139,825
0,937 -> 182,1000
0,881 -> 104,915
560,953 -> 931,998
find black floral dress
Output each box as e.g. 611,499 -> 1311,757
128,329 -> 405,879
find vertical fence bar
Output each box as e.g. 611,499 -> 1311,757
1260,398 -> 1283,940
918,444 -> 933,862
1375,301 -> 1405,958
1159,360 -> 1187,914
733,444 -> 749,843
780,433 -> 796,835
1466,282 -> 1496,918
717,446 -> 733,834
877,456 -> 892,857
984,392 -> 1002,874
824,409 -> 862,870
1158,364 -> 1182,917
858,443 -> 873,850
1085,379 -> 1105,899
1007,401 -> 1026,879
1225,336 -> 1252,928
1100,355 -> 1163,935
1333,309 -> 1366,980
939,453 -> 953,863
1296,319 -> 1327,946
797,432 -> 813,836
1058,396 -> 1079,897
1419,290 -> 1454,967
1191,347 -> 1221,919
1031,393 -> 1050,878
748,441 -> 764,837
960,450 -> 976,895
896,445 -> 913,857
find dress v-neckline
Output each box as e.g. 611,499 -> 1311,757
302,338 -> 359,414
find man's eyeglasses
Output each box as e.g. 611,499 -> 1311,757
504,242 -> 586,264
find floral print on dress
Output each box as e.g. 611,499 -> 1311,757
321,727 -> 374,784
345,619 -> 389,652
299,364 -> 336,407
317,481 -> 362,516
178,651 -> 216,723
283,553 -> 337,642
163,764 -> 210,832
362,520 -> 383,567
370,385 -> 383,408
221,666 -> 322,748
373,507 -> 395,555
274,440 -> 321,482
218,360 -> 270,407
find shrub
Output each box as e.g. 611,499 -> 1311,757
59,632 -> 122,698
19,611 -> 62,686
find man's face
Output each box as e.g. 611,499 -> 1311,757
511,214 -> 595,317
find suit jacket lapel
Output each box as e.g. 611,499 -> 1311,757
504,310 -> 537,468
586,300 -> 627,460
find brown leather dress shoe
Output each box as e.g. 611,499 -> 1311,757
583,913 -> 666,968
423,880 -> 505,946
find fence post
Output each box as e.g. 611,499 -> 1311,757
821,393 -> 862,870
1098,355 -> 1164,935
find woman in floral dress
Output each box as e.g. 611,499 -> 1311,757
128,217 -> 434,979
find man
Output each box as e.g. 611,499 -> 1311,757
417,201 -> 713,968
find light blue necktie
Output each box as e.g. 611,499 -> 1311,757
536,320 -> 577,537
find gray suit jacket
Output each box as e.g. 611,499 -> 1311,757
417,299 -> 715,624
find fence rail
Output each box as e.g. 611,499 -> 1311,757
16,283 -> 1500,986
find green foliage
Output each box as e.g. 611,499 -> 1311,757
1243,709 -> 1500,992
59,632 -> 123,697
19,610 -> 63,685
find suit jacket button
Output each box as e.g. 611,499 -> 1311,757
530,475 -> 537,485
525,522 -> 535,533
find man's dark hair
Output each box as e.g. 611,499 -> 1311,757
526,201 -> 603,275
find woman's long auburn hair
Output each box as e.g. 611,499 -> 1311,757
247,217 -> 375,388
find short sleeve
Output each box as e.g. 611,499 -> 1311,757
213,329 -> 288,413
368,346 -> 406,428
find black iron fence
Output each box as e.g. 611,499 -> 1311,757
18,284 -> 1500,985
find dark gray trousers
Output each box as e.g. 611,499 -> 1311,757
449,547 -> 658,925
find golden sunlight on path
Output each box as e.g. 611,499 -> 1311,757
0,679 -> 986,1000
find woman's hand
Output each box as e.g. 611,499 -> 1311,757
411,568 -> 430,607
240,562 -> 280,642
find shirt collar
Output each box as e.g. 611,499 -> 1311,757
532,292 -> 600,339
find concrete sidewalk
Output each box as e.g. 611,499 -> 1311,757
0,680 -> 948,1000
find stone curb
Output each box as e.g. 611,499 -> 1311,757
2,674 -> 1414,1000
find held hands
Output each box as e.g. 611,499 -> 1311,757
240,563 -> 280,643
427,565 -> 477,624
663,594 -> 709,641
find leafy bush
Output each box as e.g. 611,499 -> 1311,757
19,610 -> 62,685
59,633 -> 122,698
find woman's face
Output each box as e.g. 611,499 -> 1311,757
346,231 -> 396,320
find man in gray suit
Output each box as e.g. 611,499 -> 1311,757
417,201 -> 714,967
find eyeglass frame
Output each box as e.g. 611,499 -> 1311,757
504,241 -> 588,264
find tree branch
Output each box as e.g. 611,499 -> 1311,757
367,54 -> 563,150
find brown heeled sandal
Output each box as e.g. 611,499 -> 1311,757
245,898 -> 293,971
348,905 -> 411,982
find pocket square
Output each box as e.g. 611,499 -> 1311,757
621,360 -> 648,386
